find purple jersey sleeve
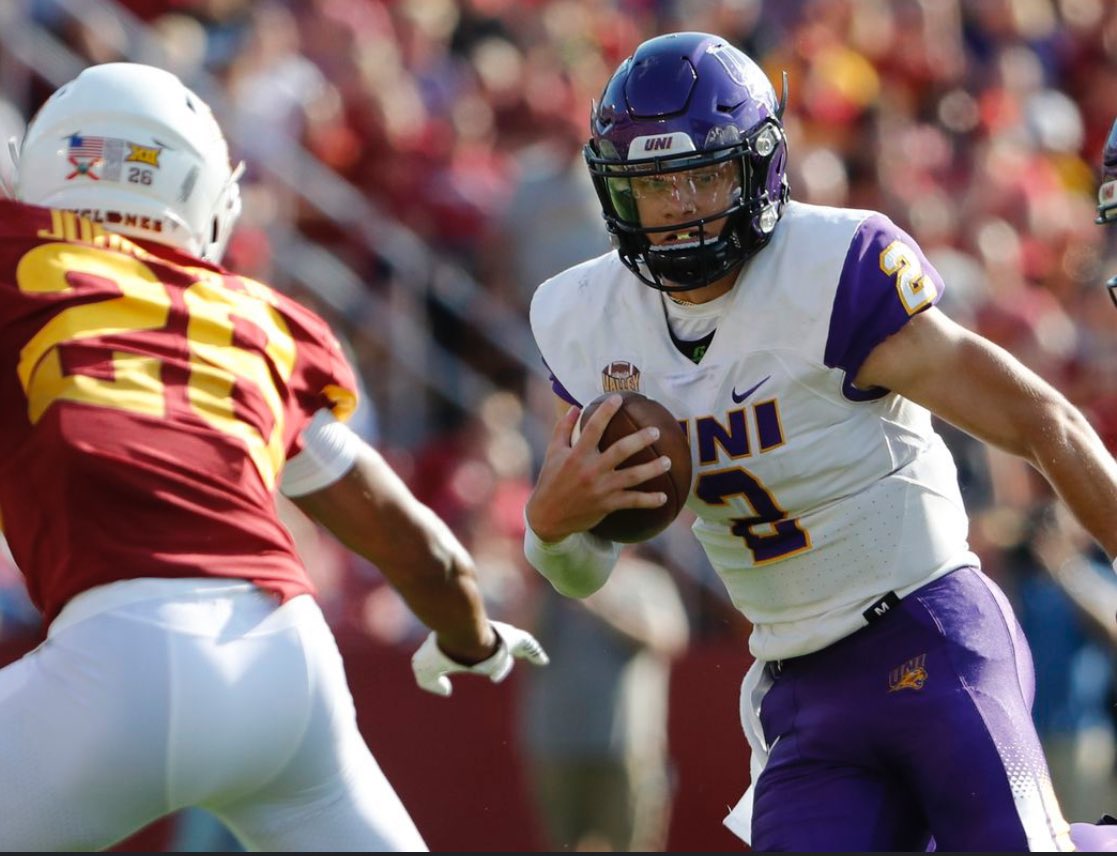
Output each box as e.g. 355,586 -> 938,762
824,214 -> 945,399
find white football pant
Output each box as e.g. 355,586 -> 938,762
0,578 -> 427,852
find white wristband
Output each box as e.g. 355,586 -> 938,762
523,513 -> 621,598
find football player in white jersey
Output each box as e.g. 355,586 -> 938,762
523,32 -> 1117,852
1065,116 -> 1117,854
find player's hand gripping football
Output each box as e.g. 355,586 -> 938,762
411,621 -> 549,697
525,395 -> 671,543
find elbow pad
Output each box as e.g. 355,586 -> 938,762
280,409 -> 363,497
523,515 -> 621,598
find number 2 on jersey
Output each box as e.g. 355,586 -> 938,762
880,239 -> 938,315
695,466 -> 812,564
16,243 -> 297,489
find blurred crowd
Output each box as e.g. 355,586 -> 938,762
4,0 -> 1117,846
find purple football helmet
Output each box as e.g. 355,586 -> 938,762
585,32 -> 789,292
1098,118 -> 1117,306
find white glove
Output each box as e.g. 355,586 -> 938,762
411,620 -> 549,697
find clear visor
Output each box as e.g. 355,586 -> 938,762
605,159 -> 744,230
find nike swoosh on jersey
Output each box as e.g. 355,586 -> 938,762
731,376 -> 771,404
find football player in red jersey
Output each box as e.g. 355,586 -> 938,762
0,62 -> 547,852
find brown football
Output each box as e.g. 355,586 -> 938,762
578,390 -> 692,543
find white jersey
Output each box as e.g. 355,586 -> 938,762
530,201 -> 978,661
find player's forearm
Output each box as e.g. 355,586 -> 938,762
383,505 -> 497,662
293,446 -> 496,662
1026,404 -> 1117,562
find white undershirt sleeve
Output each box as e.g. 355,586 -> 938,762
523,513 -> 622,598
279,409 -> 364,497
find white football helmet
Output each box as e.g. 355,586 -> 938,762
13,62 -> 243,262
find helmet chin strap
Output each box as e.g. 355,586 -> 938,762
641,195 -> 780,292
645,237 -> 739,292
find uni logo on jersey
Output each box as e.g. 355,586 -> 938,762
601,360 -> 641,392
888,654 -> 928,693
627,132 -> 696,161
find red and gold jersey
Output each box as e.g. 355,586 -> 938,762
0,200 -> 359,623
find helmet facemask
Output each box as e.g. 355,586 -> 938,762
586,117 -> 787,293
585,33 -> 791,294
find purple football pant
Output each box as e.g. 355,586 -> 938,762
749,567 -> 1072,852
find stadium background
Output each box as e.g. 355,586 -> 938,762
1,0 -> 1117,850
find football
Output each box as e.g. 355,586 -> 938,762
577,390 -> 692,543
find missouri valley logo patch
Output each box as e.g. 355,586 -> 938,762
601,360 -> 640,392
888,654 -> 928,693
